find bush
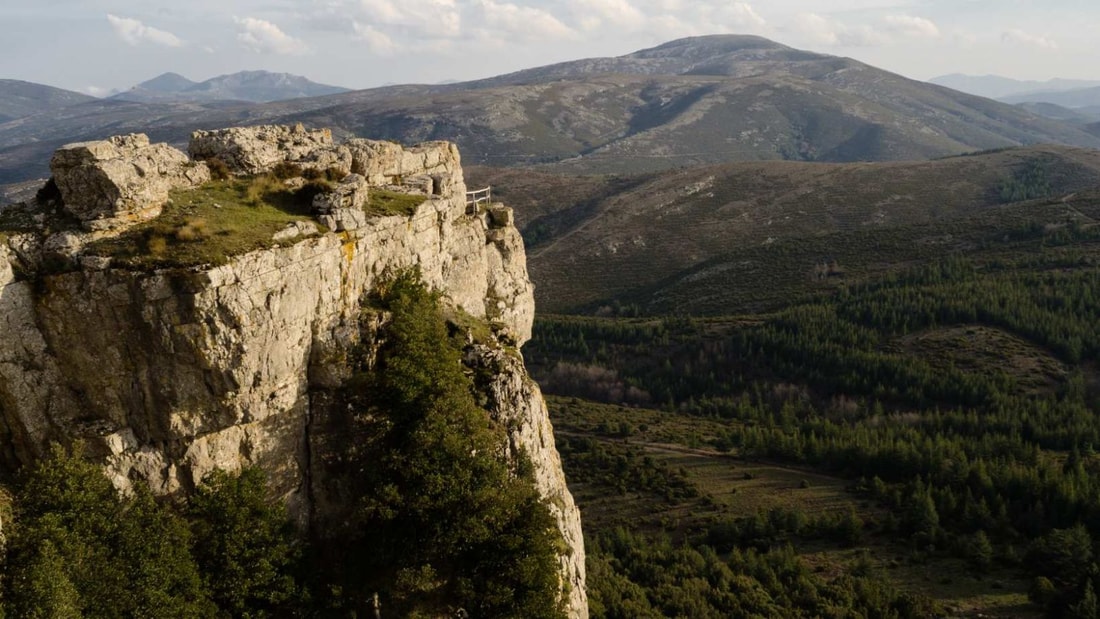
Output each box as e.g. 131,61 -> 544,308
244,175 -> 285,206
295,179 -> 332,205
175,218 -> 210,242
188,468 -> 301,615
271,161 -> 303,180
204,157 -> 231,181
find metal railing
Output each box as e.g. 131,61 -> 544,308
465,186 -> 492,208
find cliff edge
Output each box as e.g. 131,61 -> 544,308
0,125 -> 586,616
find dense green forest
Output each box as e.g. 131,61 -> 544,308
529,228 -> 1100,617
0,273 -> 564,618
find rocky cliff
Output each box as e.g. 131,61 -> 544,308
0,125 -> 586,616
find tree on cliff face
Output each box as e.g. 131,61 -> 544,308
339,271 -> 566,618
187,467 -> 301,616
4,443 -> 214,618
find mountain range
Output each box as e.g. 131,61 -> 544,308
4,35 -> 1100,184
930,73 -> 1100,123
1000,86 -> 1100,111
928,74 -> 1100,100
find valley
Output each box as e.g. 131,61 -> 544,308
3,30 -> 1100,619
526,221 -> 1098,615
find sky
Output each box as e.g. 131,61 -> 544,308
2,0 -> 1098,95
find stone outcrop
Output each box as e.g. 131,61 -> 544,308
188,124 -> 334,175
312,174 -> 369,232
0,126 -> 586,617
473,344 -> 587,613
51,134 -> 210,231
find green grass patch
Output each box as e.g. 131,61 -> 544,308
365,189 -> 427,217
87,177 -> 319,269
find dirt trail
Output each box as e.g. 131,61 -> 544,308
557,429 -> 844,480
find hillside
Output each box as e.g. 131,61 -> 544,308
112,70 -> 350,104
284,36 -> 1100,173
468,144 -> 1100,313
4,35 -> 1100,183
1002,85 -> 1100,109
0,79 -> 96,123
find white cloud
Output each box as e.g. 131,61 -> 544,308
352,21 -> 399,55
235,17 -> 309,55
106,14 -> 183,47
793,12 -> 888,47
474,0 -> 575,41
571,0 -> 765,38
571,0 -> 646,32
715,2 -> 766,30
1001,28 -> 1058,50
358,0 -> 462,38
883,15 -> 939,39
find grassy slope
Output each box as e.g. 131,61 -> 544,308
87,177 -> 319,269
74,178 -> 425,270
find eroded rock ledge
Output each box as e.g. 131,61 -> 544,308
0,125 -> 586,617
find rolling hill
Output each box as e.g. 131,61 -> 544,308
4,35 -> 1100,183
468,144 -> 1100,313
0,80 -> 96,123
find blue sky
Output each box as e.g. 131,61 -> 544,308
2,0 -> 1097,94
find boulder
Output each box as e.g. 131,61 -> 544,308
50,134 -> 210,231
487,205 -> 514,229
189,124 -> 333,175
345,139 -> 462,193
313,174 -> 369,232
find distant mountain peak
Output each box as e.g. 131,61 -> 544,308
110,70 -> 350,104
133,72 -> 197,94
637,34 -> 791,56
471,34 -> 832,86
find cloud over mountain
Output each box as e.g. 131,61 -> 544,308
236,17 -> 309,55
1001,28 -> 1058,50
106,14 -> 184,47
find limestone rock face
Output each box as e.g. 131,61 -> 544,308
0,126 -> 586,617
312,174 -> 369,232
50,134 -> 210,231
188,124 -> 334,175
472,344 -> 587,615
